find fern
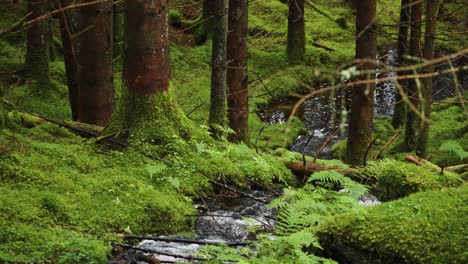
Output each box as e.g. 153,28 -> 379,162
307,170 -> 369,199
439,141 -> 468,160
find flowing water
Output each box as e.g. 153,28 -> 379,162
123,49 -> 465,263
258,48 -> 467,158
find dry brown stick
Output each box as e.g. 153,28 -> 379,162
208,179 -> 268,204
373,130 -> 401,160
314,127 -> 341,163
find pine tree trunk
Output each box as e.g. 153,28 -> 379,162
208,0 -> 228,139
416,0 -> 441,158
202,0 -> 215,40
345,0 -> 376,166
77,0 -> 114,126
102,0 -> 197,145
286,0 -> 305,62
25,0 -> 51,90
57,0 -> 80,121
404,0 -> 423,151
113,0 -> 124,61
227,0 -> 249,144
392,0 -> 411,128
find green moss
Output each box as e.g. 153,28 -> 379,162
318,185 -> 468,263
362,159 -> 462,201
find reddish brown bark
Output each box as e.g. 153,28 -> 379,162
227,0 -> 249,144
124,1 -> 170,96
404,0 -> 423,151
77,0 -> 114,126
345,0 -> 377,165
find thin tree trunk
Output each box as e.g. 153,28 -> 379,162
25,0 -> 51,90
113,0 -> 124,61
57,0 -> 80,121
345,0 -> 376,166
227,0 -> 249,144
416,0 -> 441,158
287,0 -> 305,62
208,0 -> 228,139
404,0 -> 423,151
202,0 -> 215,40
77,0 -> 114,126
392,0 -> 411,128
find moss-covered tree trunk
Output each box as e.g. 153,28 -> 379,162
227,0 -> 249,144
25,0 -> 51,90
103,0 -> 196,147
112,0 -> 124,61
77,0 -> 114,126
404,0 -> 423,151
208,0 -> 228,139
286,0 -> 305,62
416,0 -> 441,158
57,0 -> 80,121
201,0 -> 215,41
392,0 -> 411,129
345,0 -> 376,166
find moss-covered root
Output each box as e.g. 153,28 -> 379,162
103,86 -> 211,155
318,185 -> 468,264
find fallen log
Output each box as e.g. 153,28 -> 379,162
287,160 -> 355,177
405,155 -> 442,172
118,234 -> 250,247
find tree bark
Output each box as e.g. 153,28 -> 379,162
404,0 -> 423,151
345,0 -> 377,166
113,0 -> 124,61
102,0 -> 195,145
286,0 -> 305,62
416,0 -> 441,158
77,0 -> 114,126
57,0 -> 80,121
208,0 -> 228,139
25,0 -> 51,90
227,0 -> 249,144
392,0 -> 411,128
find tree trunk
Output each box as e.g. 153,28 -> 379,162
202,0 -> 215,40
103,0 -> 196,145
227,0 -> 249,144
345,0 -> 376,166
113,0 -> 124,61
77,0 -> 114,126
392,0 -> 411,128
57,0 -> 80,121
416,0 -> 441,158
404,0 -> 423,151
286,0 -> 305,62
25,0 -> 51,90
208,0 -> 228,139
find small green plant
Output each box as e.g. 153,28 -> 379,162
439,141 -> 468,160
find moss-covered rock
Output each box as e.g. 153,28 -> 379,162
362,159 -> 462,201
318,185 -> 468,264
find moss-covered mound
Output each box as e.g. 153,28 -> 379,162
362,159 -> 462,201
318,184 -> 468,264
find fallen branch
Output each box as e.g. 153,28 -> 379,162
208,179 -> 268,204
119,234 -> 250,247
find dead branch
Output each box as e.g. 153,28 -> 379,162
287,160 -> 355,177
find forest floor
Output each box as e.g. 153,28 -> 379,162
0,0 -> 467,263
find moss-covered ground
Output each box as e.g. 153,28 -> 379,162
318,184 -> 468,264
0,0 -> 466,262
